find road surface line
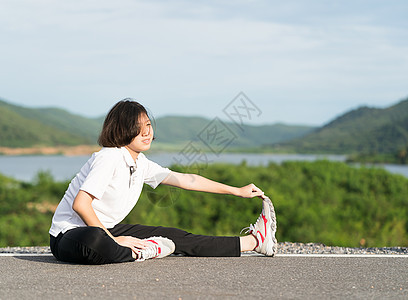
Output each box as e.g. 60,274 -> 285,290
1,253 -> 406,258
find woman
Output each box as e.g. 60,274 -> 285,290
49,99 -> 276,264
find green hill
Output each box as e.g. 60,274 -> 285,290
278,97 -> 408,155
0,99 -> 102,146
2,96 -> 407,156
0,98 -> 315,150
0,102 -> 92,147
154,116 -> 315,148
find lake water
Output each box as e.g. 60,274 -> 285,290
0,152 -> 407,182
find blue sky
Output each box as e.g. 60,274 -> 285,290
1,0 -> 407,125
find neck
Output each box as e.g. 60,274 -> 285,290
125,146 -> 140,162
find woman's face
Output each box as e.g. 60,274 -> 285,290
125,113 -> 153,158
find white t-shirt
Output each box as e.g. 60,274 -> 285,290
49,147 -> 171,237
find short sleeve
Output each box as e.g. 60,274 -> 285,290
80,149 -> 120,199
143,158 -> 171,189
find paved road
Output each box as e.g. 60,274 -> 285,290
0,254 -> 407,299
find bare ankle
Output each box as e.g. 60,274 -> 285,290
240,235 -> 258,252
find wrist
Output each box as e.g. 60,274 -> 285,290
230,186 -> 241,197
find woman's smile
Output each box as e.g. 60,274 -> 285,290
142,138 -> 151,145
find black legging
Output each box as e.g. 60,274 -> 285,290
50,224 -> 241,264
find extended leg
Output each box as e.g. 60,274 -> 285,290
110,224 -> 241,257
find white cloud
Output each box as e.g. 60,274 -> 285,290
0,0 -> 407,124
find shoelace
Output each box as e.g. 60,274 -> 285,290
139,244 -> 160,261
240,223 -> 256,235
240,207 -> 266,235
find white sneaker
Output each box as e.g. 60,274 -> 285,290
241,196 -> 277,256
135,236 -> 175,261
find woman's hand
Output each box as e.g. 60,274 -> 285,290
114,236 -> 150,253
235,183 -> 265,198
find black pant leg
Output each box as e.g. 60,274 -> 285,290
110,224 -> 241,257
50,226 -> 134,264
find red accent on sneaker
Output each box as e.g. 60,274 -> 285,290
262,212 -> 268,237
257,230 -> 265,243
252,233 -> 260,249
254,212 -> 268,244
146,239 -> 161,257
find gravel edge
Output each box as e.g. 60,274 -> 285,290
1,242 -> 407,255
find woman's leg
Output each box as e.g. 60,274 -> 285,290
50,226 -> 134,264
109,224 -> 242,257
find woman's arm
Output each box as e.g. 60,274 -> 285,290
72,190 -> 114,238
161,171 -> 264,198
72,190 -> 148,252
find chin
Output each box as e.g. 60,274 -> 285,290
142,144 -> 152,151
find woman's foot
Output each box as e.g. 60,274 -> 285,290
135,236 -> 175,261
241,197 -> 277,256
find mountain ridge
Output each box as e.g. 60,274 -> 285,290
1,97 -> 407,158
0,98 -> 315,149
278,97 -> 408,155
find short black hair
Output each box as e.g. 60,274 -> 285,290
98,98 -> 152,147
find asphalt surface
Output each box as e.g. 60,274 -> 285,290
0,254 -> 407,299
